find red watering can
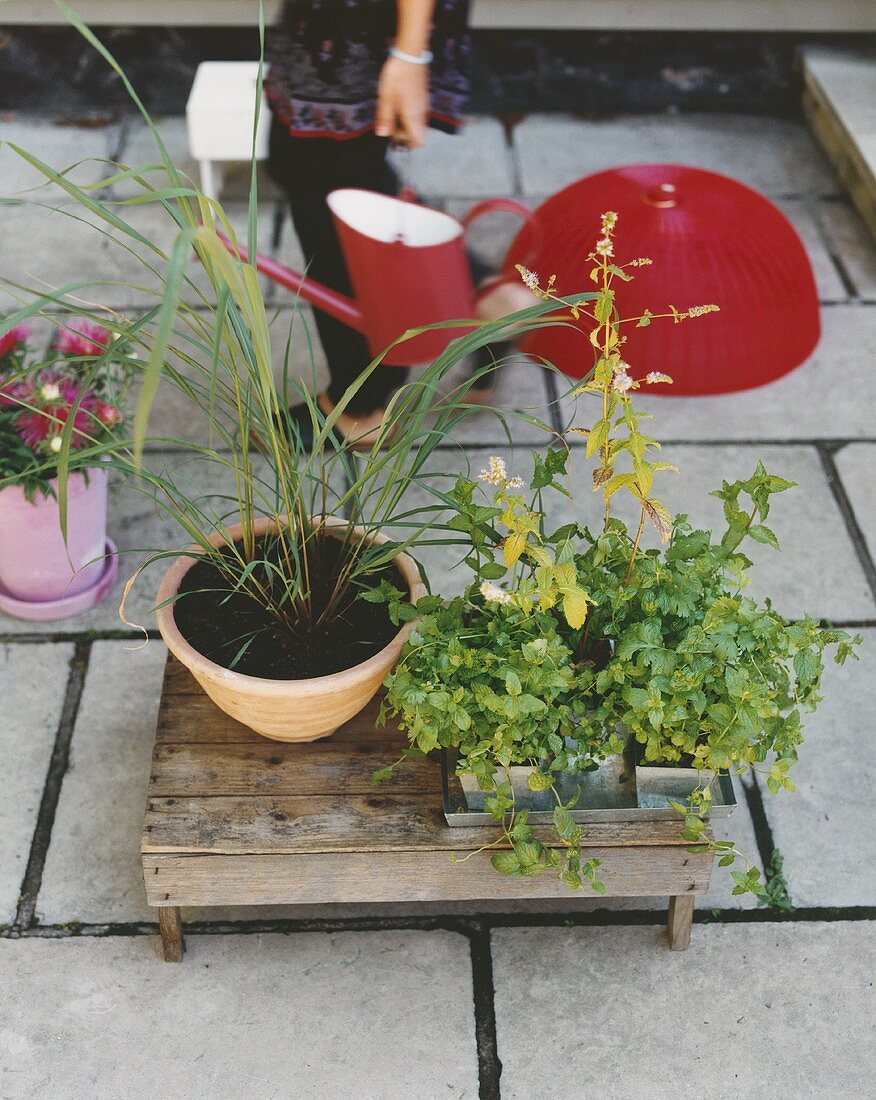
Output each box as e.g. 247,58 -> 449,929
239,189 -> 533,366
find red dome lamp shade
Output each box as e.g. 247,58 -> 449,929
504,165 -> 821,395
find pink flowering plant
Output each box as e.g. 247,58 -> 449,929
0,317 -> 129,499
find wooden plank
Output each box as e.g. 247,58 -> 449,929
148,740 -> 436,797
143,847 -> 712,906
156,659 -> 402,746
667,893 -> 696,950
155,685 -> 400,747
158,906 -> 185,962
142,794 -> 701,855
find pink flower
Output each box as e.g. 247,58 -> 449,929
0,375 -> 28,406
0,324 -> 30,359
55,319 -> 111,358
7,371 -> 104,455
95,401 -> 123,427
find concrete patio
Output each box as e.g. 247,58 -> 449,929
1,110 -> 875,1098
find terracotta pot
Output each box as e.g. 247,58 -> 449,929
0,467 -> 108,601
155,516 -> 426,742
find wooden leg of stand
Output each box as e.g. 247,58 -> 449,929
667,894 -> 695,951
158,906 -> 185,962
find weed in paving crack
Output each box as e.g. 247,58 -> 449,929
758,850 -> 794,912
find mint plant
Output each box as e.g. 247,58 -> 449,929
378,212 -> 858,897
378,453 -> 615,890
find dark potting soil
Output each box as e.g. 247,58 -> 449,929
173,534 -> 404,680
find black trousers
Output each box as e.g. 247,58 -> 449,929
268,115 -> 410,414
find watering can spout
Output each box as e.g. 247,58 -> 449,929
217,231 -> 365,333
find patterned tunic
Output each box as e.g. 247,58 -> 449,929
265,0 -> 471,138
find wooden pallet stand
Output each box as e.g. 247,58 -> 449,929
142,657 -> 714,961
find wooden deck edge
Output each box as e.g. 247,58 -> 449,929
802,61 -> 876,242
142,848 -> 712,907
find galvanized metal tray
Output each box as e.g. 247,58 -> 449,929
440,748 -> 737,826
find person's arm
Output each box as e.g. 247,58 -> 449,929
375,0 -> 436,148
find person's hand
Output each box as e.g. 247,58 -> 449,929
375,56 -> 430,148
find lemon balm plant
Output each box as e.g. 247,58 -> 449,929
381,212 -> 858,897
378,451 -> 614,890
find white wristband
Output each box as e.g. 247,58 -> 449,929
389,45 -> 433,65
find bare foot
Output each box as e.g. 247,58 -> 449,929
475,278 -> 538,325
317,393 -> 391,450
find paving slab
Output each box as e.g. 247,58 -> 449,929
514,113 -> 839,198
492,921 -> 876,1099
113,116 -> 197,196
776,198 -> 847,303
546,443 -> 875,621
0,931 -> 479,1100
0,643 -> 72,925
763,629 -> 876,908
0,199 -> 278,315
836,443 -> 876,564
0,117 -> 119,196
442,358 -> 557,446
141,301 -> 330,448
38,641 -> 168,925
389,116 -> 514,198
555,304 -> 876,442
116,117 -> 283,202
817,200 -> 876,299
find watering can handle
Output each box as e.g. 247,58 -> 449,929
461,197 -> 533,229
460,198 -> 542,275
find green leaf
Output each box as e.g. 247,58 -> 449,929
491,851 -> 520,876
515,841 -> 543,867
528,769 -> 554,792
594,288 -> 615,324
748,524 -> 780,550
793,648 -> 819,686
585,419 -> 611,459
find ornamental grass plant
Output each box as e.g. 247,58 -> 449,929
0,7 -> 582,679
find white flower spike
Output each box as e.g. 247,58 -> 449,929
480,580 -> 512,605
479,456 -> 508,485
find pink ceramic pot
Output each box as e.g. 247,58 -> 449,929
0,468 -> 109,601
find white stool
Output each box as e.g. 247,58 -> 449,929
185,61 -> 271,201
